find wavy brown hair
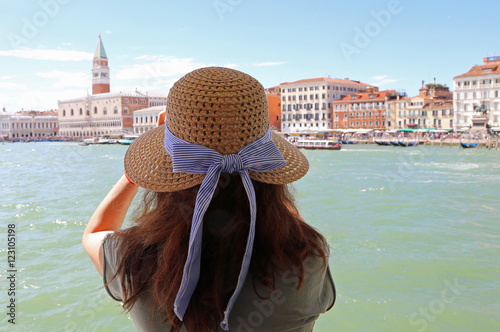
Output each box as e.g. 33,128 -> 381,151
111,174 -> 328,331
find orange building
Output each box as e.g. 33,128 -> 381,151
265,86 -> 281,130
333,89 -> 403,129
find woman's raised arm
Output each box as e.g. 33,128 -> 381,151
82,174 -> 138,275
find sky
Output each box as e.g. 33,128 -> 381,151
0,0 -> 499,112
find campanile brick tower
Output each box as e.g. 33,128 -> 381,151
92,34 -> 110,94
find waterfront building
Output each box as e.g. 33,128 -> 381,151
0,109 -> 58,139
148,93 -> 168,107
389,83 -> 453,130
280,77 -> 374,133
333,89 -> 403,130
453,56 -> 500,131
57,35 -> 166,138
132,106 -> 164,134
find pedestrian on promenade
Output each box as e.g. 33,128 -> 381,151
82,67 -> 335,332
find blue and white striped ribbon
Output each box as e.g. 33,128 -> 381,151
164,125 -> 286,330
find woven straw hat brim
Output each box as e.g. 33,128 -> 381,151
124,125 -> 309,192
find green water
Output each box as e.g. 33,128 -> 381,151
1,142 -> 499,331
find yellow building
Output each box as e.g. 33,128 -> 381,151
387,83 -> 453,130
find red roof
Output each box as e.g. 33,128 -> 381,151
332,90 -> 401,103
455,57 -> 500,78
280,77 -> 374,87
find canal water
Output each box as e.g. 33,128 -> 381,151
0,142 -> 499,331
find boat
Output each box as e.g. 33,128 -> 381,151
341,140 -> 357,144
117,134 -> 139,145
390,141 -> 400,146
374,141 -> 391,146
296,139 -> 341,150
399,141 -> 419,147
460,142 -> 478,148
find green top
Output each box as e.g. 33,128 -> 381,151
94,35 -> 107,59
102,234 -> 335,332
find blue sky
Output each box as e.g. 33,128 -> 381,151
0,0 -> 498,112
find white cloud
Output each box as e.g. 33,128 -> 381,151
0,82 -> 27,90
369,75 -> 398,86
0,48 -> 93,61
254,61 -> 286,67
105,30 -> 112,34
116,56 -> 206,81
0,75 -> 13,80
37,71 -> 90,88
0,88 -> 86,112
134,55 -> 164,61
223,63 -> 238,69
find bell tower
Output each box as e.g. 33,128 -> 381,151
92,34 -> 110,94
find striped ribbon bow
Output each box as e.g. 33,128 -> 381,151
164,125 -> 286,330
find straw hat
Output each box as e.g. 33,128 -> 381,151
124,67 -> 309,192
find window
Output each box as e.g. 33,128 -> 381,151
315,103 -> 319,110
103,107 -> 107,115
79,108 -> 83,115
70,109 -> 74,116
124,107 -> 129,114
63,110 -> 66,116
114,106 -> 118,114
442,110 -> 446,116
94,107 -> 97,114
124,98 -> 129,103
433,110 -> 438,116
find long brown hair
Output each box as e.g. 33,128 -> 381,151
112,174 -> 327,331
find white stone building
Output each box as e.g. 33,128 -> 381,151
132,106 -> 165,134
280,77 -> 374,133
0,110 -> 58,139
453,56 -> 500,131
58,92 -> 151,137
148,93 -> 168,107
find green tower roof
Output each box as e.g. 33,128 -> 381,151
94,35 -> 107,59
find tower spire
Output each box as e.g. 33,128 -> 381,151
94,33 -> 107,59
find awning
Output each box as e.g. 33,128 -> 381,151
430,129 -> 452,133
491,127 -> 500,131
